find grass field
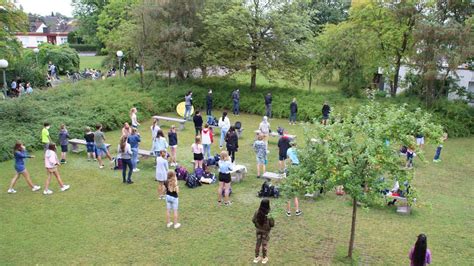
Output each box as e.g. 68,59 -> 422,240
79,56 -> 106,70
1,111 -> 473,264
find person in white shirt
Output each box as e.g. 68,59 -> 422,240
258,116 -> 271,145
130,107 -> 140,128
43,143 -> 69,195
117,135 -> 134,184
218,112 -> 230,149
155,150 -> 169,199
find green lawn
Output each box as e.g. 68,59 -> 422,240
0,112 -> 473,264
79,56 -> 106,70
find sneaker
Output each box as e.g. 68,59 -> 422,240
7,188 -> 17,194
43,189 -> 53,195
127,180 -> 134,184
286,211 -> 291,217
111,157 -> 116,162
133,168 -> 140,172
167,222 -> 173,228
262,257 -> 269,264
60,184 -> 70,192
224,201 -> 233,206
295,210 -> 302,216
253,257 -> 262,263
174,223 -> 181,229
87,158 -> 91,161
99,165 -> 104,169
257,175 -> 261,179
32,185 -> 41,192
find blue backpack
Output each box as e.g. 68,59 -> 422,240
195,167 -> 204,178
186,174 -> 201,188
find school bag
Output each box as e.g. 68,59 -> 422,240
235,121 -> 242,130
175,166 -> 188,181
186,174 -> 201,188
194,167 -> 204,178
277,127 -> 284,136
113,158 -> 123,170
258,181 -> 279,198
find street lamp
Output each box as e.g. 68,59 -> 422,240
0,59 -> 8,98
116,50 -> 123,77
33,48 -> 39,66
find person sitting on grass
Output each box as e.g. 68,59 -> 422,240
84,127 -> 96,161
252,198 -> 274,264
58,124 -> 70,164
7,141 -> 41,194
409,234 -> 431,266
43,143 -> 70,195
191,136 -> 204,169
286,142 -> 302,217
156,150 -> 169,198
253,133 -> 267,179
117,135 -> 134,184
433,132 -> 448,163
165,170 -> 180,229
217,151 -> 233,206
94,124 -> 115,169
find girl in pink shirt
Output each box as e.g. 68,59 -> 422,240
191,136 -> 204,169
409,234 -> 432,266
43,143 -> 69,195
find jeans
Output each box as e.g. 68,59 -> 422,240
434,145 -> 442,160
289,112 -> 296,123
131,148 -> 139,169
203,144 -> 211,159
206,106 -> 212,116
220,128 -> 228,147
122,158 -> 133,182
228,149 -> 236,163
265,104 -> 272,118
233,100 -> 240,115
184,105 -> 192,120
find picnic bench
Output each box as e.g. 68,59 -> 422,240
69,139 -> 110,153
138,148 -> 155,158
254,130 -> 296,140
231,164 -> 247,183
386,195 -> 411,214
262,171 -> 286,181
153,115 -> 187,131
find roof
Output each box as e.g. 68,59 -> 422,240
26,14 -> 76,33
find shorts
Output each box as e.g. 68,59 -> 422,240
96,145 -> 108,157
86,142 -> 95,153
194,153 -> 204,161
61,145 -> 68,152
322,114 -> 329,120
166,195 -> 179,210
219,173 -> 231,183
416,137 -> 424,145
132,124 -> 138,129
256,156 -> 266,164
15,165 -> 26,173
46,167 -> 57,173
170,145 -> 178,149
279,154 -> 288,161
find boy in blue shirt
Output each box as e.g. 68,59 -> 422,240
286,142 -> 301,216
127,128 -> 141,172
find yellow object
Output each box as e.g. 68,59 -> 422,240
176,102 -> 194,118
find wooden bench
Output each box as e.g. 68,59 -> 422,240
230,164 -> 247,183
262,171 -> 286,181
254,130 -> 296,140
153,116 -> 187,130
386,195 -> 411,214
138,148 -> 155,158
69,139 -> 111,153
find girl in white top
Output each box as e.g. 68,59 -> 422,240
43,143 -> 69,195
150,118 -> 161,141
191,136 -> 204,169
130,107 -> 140,128
258,116 -> 270,144
218,112 -> 231,149
155,150 -> 169,199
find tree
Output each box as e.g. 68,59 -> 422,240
307,0 -> 351,35
203,0 -> 312,90
72,0 -> 109,48
282,102 -> 443,259
0,0 -> 27,63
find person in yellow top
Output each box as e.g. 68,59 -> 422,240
41,122 -> 52,151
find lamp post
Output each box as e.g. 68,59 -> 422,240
116,50 -> 123,77
33,48 -> 39,66
0,59 -> 8,98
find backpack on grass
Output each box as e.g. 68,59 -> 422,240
113,158 -> 123,170
175,166 -> 188,181
186,174 -> 201,188
258,181 -> 279,198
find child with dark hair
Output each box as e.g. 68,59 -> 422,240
43,143 -> 70,195
409,234 -> 431,266
168,126 -> 178,167
193,110 -> 203,136
94,124 -> 115,169
41,122 -> 52,151
7,141 -> 41,193
321,101 -> 331,125
252,199 -> 274,264
225,126 -> 239,163
84,127 -> 96,161
433,133 -> 448,163
58,124 -> 70,164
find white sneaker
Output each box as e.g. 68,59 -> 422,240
262,257 -> 269,264
167,222 -> 173,228
7,188 -> 16,194
174,223 -> 181,229
43,189 -> 53,195
99,165 -> 104,169
133,168 -> 140,172
253,256 -> 262,263
32,185 -> 41,192
60,184 -> 70,192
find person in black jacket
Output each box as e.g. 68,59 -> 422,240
225,126 -> 239,163
289,98 -> 297,125
321,101 -> 331,125
193,111 -> 203,136
264,92 -> 272,118
206,89 -> 213,116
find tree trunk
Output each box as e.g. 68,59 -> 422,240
392,53 -> 402,97
168,69 -> 171,87
308,72 -> 313,92
201,65 -> 207,78
177,69 -> 185,80
250,65 -> 257,91
348,197 -> 358,258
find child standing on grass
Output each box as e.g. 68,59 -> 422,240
277,132 -> 291,173
117,135 -> 134,184
130,107 -> 140,128
225,126 -> 239,163
258,116 -> 270,145
43,143 -> 70,195
7,141 -> 41,194
41,122 -> 52,151
406,146 -> 415,169
151,118 -> 160,142
433,133 -> 448,163
122,122 -> 132,137
409,234 -> 431,266
191,136 -> 204,169
128,128 -> 141,172
201,124 -> 213,160
286,142 -> 301,217
156,150 -> 169,198
253,134 -> 267,179
152,130 -> 169,157
165,170 -> 180,229
218,112 -> 230,149
94,124 -> 115,169
252,198 -> 274,264
84,127 -> 96,161
168,126 -> 178,167
217,151 -> 233,206
193,110 -> 203,136
58,124 -> 70,164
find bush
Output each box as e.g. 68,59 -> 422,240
68,44 -> 98,52
37,43 -> 80,74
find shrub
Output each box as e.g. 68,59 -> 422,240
68,44 -> 98,52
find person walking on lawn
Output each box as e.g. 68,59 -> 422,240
7,141 -> 41,194
43,143 -> 70,195
184,91 -> 193,120
264,92 -> 272,118
94,124 -> 115,169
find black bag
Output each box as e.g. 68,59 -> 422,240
277,127 -> 284,136
235,121 -> 242,130
258,181 -> 279,198
185,174 -> 201,188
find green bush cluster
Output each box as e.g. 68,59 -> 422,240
69,44 -> 99,52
